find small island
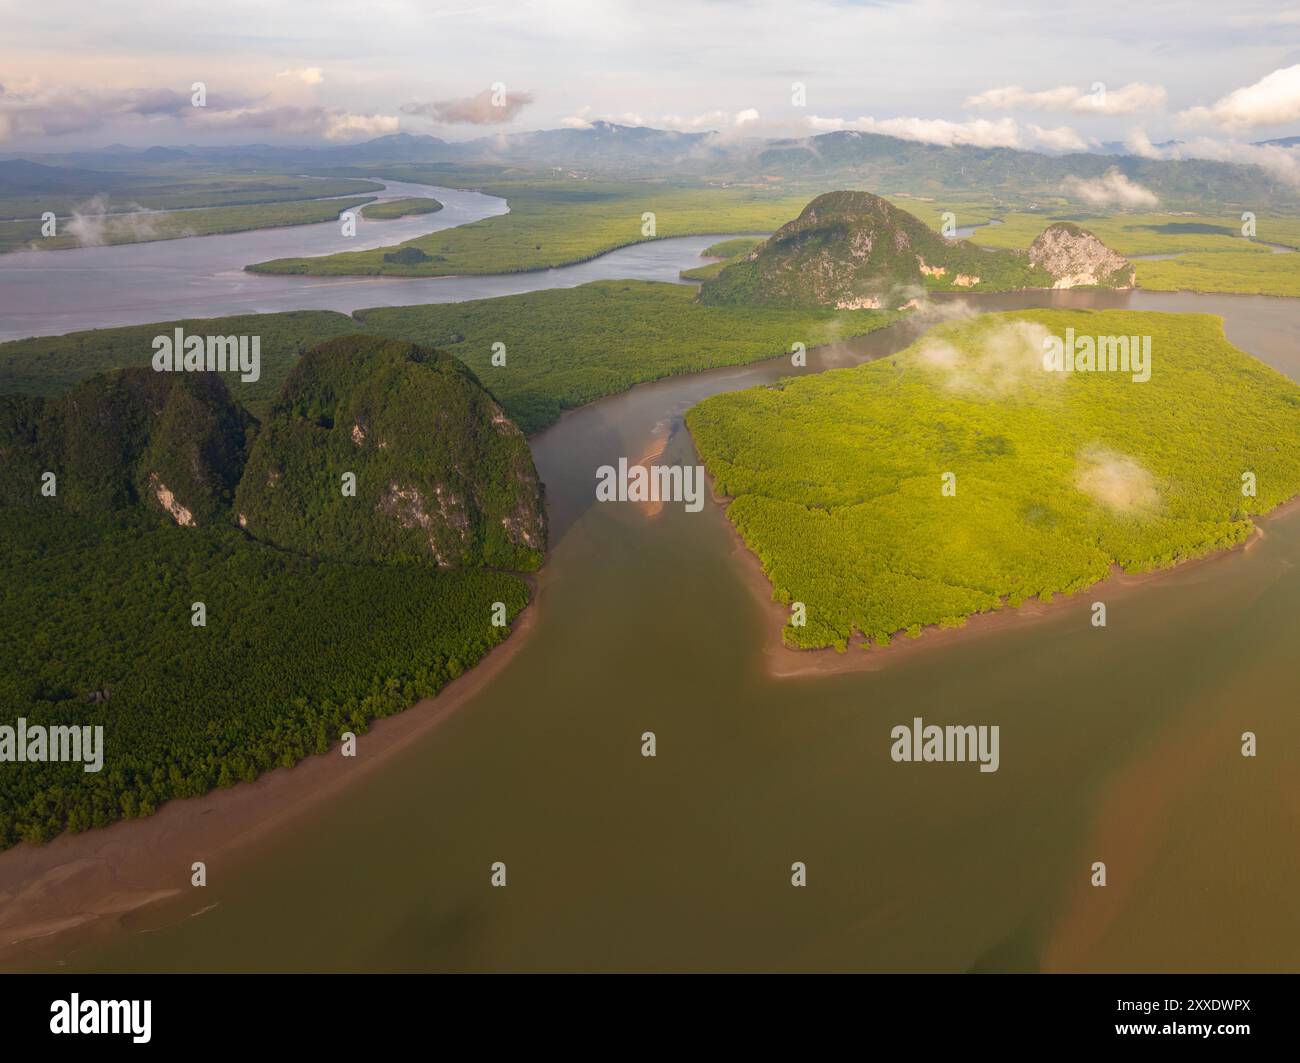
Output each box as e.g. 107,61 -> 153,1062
360,196 -> 444,220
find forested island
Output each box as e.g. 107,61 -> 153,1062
360,197 -> 444,220
686,309 -> 1300,651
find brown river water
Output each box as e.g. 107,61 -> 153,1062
2,226 -> 1298,970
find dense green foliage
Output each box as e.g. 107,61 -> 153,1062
0,508 -> 528,847
699,191 -> 1059,307
383,246 -> 435,264
699,236 -> 766,259
236,336 -> 545,569
246,180 -> 812,276
354,280 -> 900,433
0,283 -> 901,437
957,210 -> 1300,296
361,197 -> 443,220
968,210 -> 1299,257
0,369 -> 253,525
0,171 -> 383,224
679,236 -> 766,281
0,311 -> 360,419
1136,252 -> 1300,298
0,336 -> 545,848
686,310 -> 1300,650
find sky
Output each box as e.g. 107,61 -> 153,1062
1,0 -> 1298,176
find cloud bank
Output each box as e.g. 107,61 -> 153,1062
964,82 -> 1167,116
0,78 -> 397,143
1178,64 -> 1300,129
402,89 -> 534,125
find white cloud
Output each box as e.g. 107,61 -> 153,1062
0,77 -> 398,143
807,114 -> 1021,148
402,89 -> 534,125
558,106 -> 648,129
560,106 -> 763,133
1126,127 -> 1300,185
276,67 -> 324,85
320,111 -> 399,139
657,110 -> 728,131
0,84 -> 228,140
1061,169 -> 1159,208
1178,64 -> 1300,129
1028,124 -> 1091,152
0,0 -> 1290,151
1123,128 -> 1163,158
64,193 -> 159,246
1076,447 -> 1160,515
964,82 -> 1167,115
191,104 -> 398,140
918,321 -> 1057,398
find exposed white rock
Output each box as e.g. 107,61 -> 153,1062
1028,223 -> 1134,289
149,474 -> 195,527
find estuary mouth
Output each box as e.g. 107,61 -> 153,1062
2,3 -> 1298,1032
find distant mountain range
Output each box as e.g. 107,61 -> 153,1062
1094,139 -> 1182,155
1,121 -> 718,171
0,158 -> 131,195
4,121 -> 1298,207
751,131 -> 1300,205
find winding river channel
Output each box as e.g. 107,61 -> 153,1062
2,182 -> 1298,971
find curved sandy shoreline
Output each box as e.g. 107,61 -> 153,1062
706,472 -> 1300,679
0,593 -> 540,964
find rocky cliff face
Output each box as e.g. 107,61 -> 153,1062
698,191 -> 1027,308
234,336 -> 546,570
1028,222 -> 1135,289
2,337 -> 547,572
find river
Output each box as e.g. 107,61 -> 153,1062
0,181 -> 731,342
2,184 -> 1298,972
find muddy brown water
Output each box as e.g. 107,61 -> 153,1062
3,281 -> 1296,971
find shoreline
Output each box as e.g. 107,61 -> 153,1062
0,589 -> 541,964
9,194 -> 387,258
244,229 -> 774,280
705,471 -> 1300,678
3,289 -> 1296,962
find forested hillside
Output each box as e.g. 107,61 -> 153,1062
0,336 -> 544,848
236,336 -> 545,569
0,369 -> 253,525
699,191 -> 1132,308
